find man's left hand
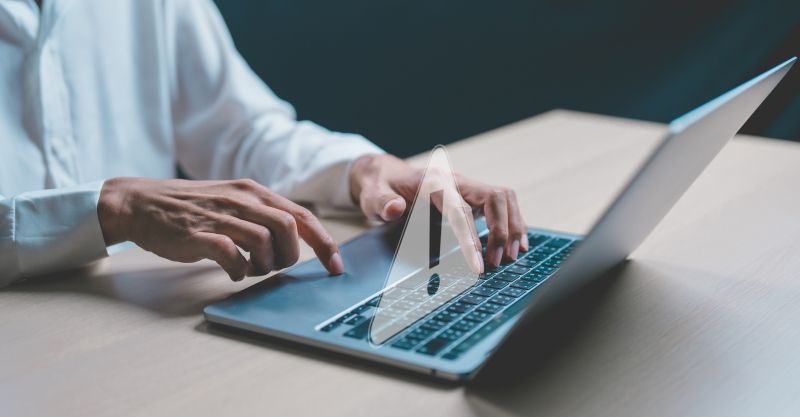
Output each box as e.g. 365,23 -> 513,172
349,154 -> 529,272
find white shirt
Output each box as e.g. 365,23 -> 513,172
0,0 -> 383,286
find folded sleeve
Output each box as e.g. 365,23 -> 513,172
0,182 -> 109,287
167,0 -> 383,214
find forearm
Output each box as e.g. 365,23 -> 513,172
244,121 -> 384,210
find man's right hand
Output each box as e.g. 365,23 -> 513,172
97,177 -> 344,281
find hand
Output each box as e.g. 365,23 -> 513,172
97,177 -> 344,281
349,154 -> 529,270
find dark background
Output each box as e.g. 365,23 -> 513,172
214,0 -> 799,157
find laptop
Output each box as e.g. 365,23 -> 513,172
204,57 -> 796,381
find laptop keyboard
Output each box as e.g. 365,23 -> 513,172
318,231 -> 578,360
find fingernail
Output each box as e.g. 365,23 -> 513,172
491,246 -> 503,267
381,198 -> 404,221
521,234 -> 530,252
329,252 -> 344,275
509,240 -> 520,260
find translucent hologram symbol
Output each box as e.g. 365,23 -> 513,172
428,190 -> 443,269
427,273 -> 440,296
368,145 -> 481,347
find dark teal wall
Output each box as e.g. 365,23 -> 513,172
215,0 -> 799,157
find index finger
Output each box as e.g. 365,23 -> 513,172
267,197 -> 344,275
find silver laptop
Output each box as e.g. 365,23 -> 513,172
204,57 -> 796,381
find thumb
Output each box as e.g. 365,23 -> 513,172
360,183 -> 407,222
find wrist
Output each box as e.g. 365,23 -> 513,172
97,177 -> 131,246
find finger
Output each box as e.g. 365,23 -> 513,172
229,203 -> 300,270
192,232 -> 249,281
360,181 -> 407,222
445,195 -> 484,274
483,190 -> 510,267
212,215 -> 275,276
505,189 -> 528,255
293,207 -> 345,275
265,196 -> 344,275
427,175 -> 483,274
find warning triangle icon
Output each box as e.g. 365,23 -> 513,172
369,146 -> 482,346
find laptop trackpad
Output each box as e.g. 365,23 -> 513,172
204,221 -> 403,332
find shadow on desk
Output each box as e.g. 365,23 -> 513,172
2,261 -> 231,318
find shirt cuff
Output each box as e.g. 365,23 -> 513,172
14,181 -> 109,278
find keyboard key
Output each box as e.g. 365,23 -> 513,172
476,302 -> 504,314
464,311 -> 492,323
406,327 -> 435,341
320,321 -> 341,332
446,302 -> 472,314
528,273 -> 547,282
451,319 -> 480,332
493,272 -> 518,282
344,314 -> 365,325
511,279 -> 537,290
391,338 -> 419,350
417,337 -> 454,355
374,307 -> 404,319
488,294 -> 515,306
482,278 -> 509,289
353,304 -> 372,314
383,287 -> 411,299
549,238 -> 571,248
420,319 -> 448,332
500,287 -> 526,298
460,293 -> 487,305
343,321 -> 370,339
442,352 -> 460,360
340,311 -> 359,323
515,257 -> 540,268
543,259 -> 562,268
404,290 -> 429,302
534,246 -> 557,255
504,265 -> 530,275
528,234 -> 550,248
433,311 -> 461,322
447,316 -> 504,355
470,286 -> 498,297
440,328 -> 465,341
533,266 -> 556,275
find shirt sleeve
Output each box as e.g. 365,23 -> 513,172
167,0 -> 383,213
0,182 -> 109,287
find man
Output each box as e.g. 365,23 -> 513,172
0,0 -> 528,286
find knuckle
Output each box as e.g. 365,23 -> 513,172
210,236 -> 234,254
489,189 -> 506,202
489,225 -> 509,241
275,212 -> 297,231
293,207 -> 315,223
254,227 -> 272,247
232,178 -> 263,193
505,188 -> 517,200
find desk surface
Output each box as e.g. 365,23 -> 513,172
4,110 -> 800,417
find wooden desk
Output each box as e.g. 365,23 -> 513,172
4,110 -> 800,417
